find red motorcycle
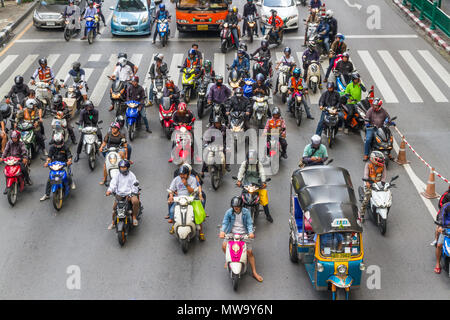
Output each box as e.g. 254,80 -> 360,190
2,156 -> 26,206
170,122 -> 194,164
159,98 -> 176,139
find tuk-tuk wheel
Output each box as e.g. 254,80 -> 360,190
289,235 -> 298,263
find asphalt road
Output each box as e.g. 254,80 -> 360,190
0,0 -> 448,300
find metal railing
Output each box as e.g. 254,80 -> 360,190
401,0 -> 450,37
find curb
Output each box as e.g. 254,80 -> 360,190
393,0 -> 450,55
0,0 -> 38,47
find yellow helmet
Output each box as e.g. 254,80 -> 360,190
232,6 -> 237,12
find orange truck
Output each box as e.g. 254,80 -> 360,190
175,0 -> 230,32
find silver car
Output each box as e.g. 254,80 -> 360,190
33,0 -> 86,29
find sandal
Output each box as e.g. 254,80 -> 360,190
434,267 -> 441,274
199,233 -> 205,241
99,180 -> 106,185
133,218 -> 138,226
164,215 -> 170,219
107,223 -> 115,230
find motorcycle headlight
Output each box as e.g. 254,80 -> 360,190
337,264 -> 347,275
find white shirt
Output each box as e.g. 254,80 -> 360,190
231,212 -> 247,234
113,64 -> 134,82
277,55 -> 295,66
107,171 -> 139,196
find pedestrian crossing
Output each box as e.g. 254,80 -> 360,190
0,49 -> 447,109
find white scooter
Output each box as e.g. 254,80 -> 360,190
224,233 -> 249,291
34,81 -> 54,118
306,60 -> 321,94
252,94 -> 269,129
358,175 -> 399,235
171,189 -> 199,253
277,65 -> 291,103
51,111 -> 68,143
104,146 -> 123,185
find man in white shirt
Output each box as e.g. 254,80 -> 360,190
111,58 -> 134,82
106,159 -> 140,228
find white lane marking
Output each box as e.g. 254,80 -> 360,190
0,54 -> 37,99
418,50 -> 450,89
0,55 -> 18,79
399,50 -> 448,103
90,54 -> 116,107
105,11 -> 113,27
131,54 -> 143,72
214,52 -> 225,80
378,50 -> 423,103
89,54 -> 102,62
55,54 -> 81,82
84,54 -> 102,83
358,50 -> 399,103
143,53 -> 156,91
169,53 -> 184,87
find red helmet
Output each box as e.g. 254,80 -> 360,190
165,80 -> 174,89
10,130 -> 21,140
131,76 -> 139,83
177,102 -> 187,112
373,98 -> 383,108
370,151 -> 385,167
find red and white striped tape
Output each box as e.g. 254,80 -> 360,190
394,127 -> 449,184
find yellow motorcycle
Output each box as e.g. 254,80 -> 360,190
178,66 -> 198,103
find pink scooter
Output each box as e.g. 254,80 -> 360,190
225,234 -> 249,291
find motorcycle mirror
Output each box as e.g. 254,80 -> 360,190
266,178 -> 271,182
134,181 -> 140,186
75,122 -> 80,125
390,175 -> 399,182
232,176 -> 237,180
98,120 -> 103,124
391,116 -> 397,121
325,159 -> 334,165
59,79 -> 64,83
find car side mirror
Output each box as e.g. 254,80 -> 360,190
390,175 -> 399,182
391,116 -> 397,121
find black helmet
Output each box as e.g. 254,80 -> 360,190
256,73 -> 265,82
179,164 -> 190,175
0,103 -> 11,119
38,58 -> 47,66
213,115 -> 222,123
327,82 -> 335,89
119,159 -> 130,175
115,115 -> 125,128
52,94 -> 63,106
352,72 -> 360,81
239,43 -> 248,52
118,52 -> 128,59
83,100 -> 94,110
235,87 -> 243,97
14,75 -> 24,86
284,47 -> 291,54
261,40 -> 268,49
72,62 -> 81,71
272,106 -> 280,116
230,196 -> 243,208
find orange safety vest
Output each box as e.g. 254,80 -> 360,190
268,118 -> 282,129
368,163 -> 384,182
290,77 -> 303,91
38,67 -> 52,82
268,16 -> 283,28
185,58 -> 199,68
23,108 -> 37,121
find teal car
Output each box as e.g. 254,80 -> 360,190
110,0 -> 151,36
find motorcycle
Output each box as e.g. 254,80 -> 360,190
196,74 -> 213,118
60,79 -> 86,115
322,106 -> 340,148
125,100 -> 142,141
178,66 -> 197,103
34,81 -> 53,118
251,56 -> 272,80
276,65 -> 291,103
171,190 -> 199,253
313,34 -> 328,58
435,222 -> 450,277
114,184 -> 143,246
48,161 -> 72,211
252,94 -> 269,129
227,66 -> 245,90
85,15 -> 98,45
233,177 -> 270,224
242,78 -> 255,99
17,120 -> 37,162
244,14 -> 258,43
229,110 -> 246,133
335,70 -> 347,96
341,85 -> 373,132
63,14 -> 80,42
358,175 -> 398,235
264,25 -> 284,47
306,60 -> 321,94
77,121 -> 102,170
220,22 -> 238,53
151,77 -> 166,107
109,79 -> 126,117
159,97 -> 176,139
171,123 -> 193,164
210,103 -> 226,126
156,18 -> 170,47
6,92 -> 25,124
368,116 -> 397,168
224,233 -> 249,291
104,146 -> 123,185
2,156 -> 27,206
304,21 -> 318,43
287,87 -> 305,127
204,143 -> 226,190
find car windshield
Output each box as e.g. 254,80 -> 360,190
177,0 -> 228,10
40,0 -> 68,5
319,232 -> 361,257
263,0 -> 294,7
116,0 -> 146,12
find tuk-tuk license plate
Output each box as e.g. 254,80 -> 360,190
125,27 -> 135,31
331,253 -> 351,259
197,25 -> 208,31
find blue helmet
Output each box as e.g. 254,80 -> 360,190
293,67 -> 301,77
159,3 -> 165,10
188,49 -> 196,56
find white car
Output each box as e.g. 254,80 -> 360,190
258,0 -> 300,31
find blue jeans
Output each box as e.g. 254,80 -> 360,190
148,83 -> 154,102
325,56 -> 337,80
140,106 -> 150,130
321,36 -> 330,52
231,28 -> 239,48
364,127 -> 376,156
315,110 -> 344,136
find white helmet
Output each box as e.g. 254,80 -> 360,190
326,9 -> 333,18
311,134 -> 321,145
118,57 -> 127,67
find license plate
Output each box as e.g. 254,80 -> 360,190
197,25 -> 208,31
47,21 -> 56,26
125,26 -> 135,31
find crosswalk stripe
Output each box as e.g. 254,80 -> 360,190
89,54 -> 102,62
378,50 -> 423,103
169,53 -> 183,87
55,54 -> 80,83
0,55 -> 18,79
143,53 -> 156,92
418,50 -> 450,89
131,54 -> 143,72
214,53 -> 225,80
84,54 -> 102,83
0,54 -> 38,99
90,54 -> 116,107
358,50 -> 399,103
399,50 -> 448,103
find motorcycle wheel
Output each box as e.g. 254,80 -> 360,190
88,151 -> 96,171
88,29 -> 94,44
184,88 -> 191,103
7,182 -> 18,207
295,106 -> 302,127
311,81 -> 317,94
232,273 -> 239,291
281,92 -> 287,104
117,221 -> 127,246
221,41 -> 227,54
327,128 -> 334,148
249,27 -> 254,43
378,215 -> 387,235
180,238 -> 189,254
257,118 -> 264,130
52,188 -> 63,211
211,168 -> 221,190
289,235 -> 298,263
197,99 -> 204,118
64,28 -> 71,42
164,126 -> 171,140
129,123 -> 136,141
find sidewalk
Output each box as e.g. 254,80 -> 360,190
0,0 -> 35,30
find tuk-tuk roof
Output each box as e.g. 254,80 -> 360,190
291,166 -> 362,234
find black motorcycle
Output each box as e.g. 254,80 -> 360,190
196,75 -> 213,118
232,177 -> 271,224
251,56 -> 272,80
109,79 -> 126,117
265,24 -> 284,47
244,14 -> 259,43
114,183 -> 143,246
63,15 -> 80,42
368,116 -> 397,168
322,106 -> 340,148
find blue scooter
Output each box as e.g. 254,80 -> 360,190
242,78 -> 255,99
156,18 -> 170,47
85,15 -> 98,44
125,100 -> 141,141
48,161 -> 71,211
435,219 -> 450,277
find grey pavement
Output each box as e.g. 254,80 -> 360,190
0,0 -> 34,30
0,0 -> 448,300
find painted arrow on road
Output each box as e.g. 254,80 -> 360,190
344,0 -> 362,10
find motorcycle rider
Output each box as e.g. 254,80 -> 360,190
363,98 -> 392,162
344,72 -> 366,131
116,53 -> 138,75
169,103 -> 196,163
126,76 -> 152,133
287,68 -> 314,119
359,151 -> 386,221
324,33 -> 347,83
334,51 -> 354,85
274,47 -> 296,95
163,80 -> 181,106
93,0 -> 106,27
6,76 -> 30,110
326,10 -> 338,43
309,0 -> 322,9
315,82 -> 342,135
1,130 -> 32,191
80,1 -> 98,40
439,185 -> 450,209
148,53 -> 168,105
302,41 -> 320,86
219,196 -> 263,282
0,106 -> 7,153
230,49 -> 250,78
15,99 -> 47,156
181,48 -> 202,82
433,202 -> 450,274
251,40 -> 272,78
303,8 -> 319,46
266,9 -> 283,42
226,87 -> 251,129
61,61 -> 88,101
264,106 -> 287,159
74,100 -> 102,162
152,3 -> 171,44
242,0 -> 259,38
106,159 -> 141,228
200,60 -> 216,98
30,58 -> 57,94
39,134 -> 74,201
108,57 -> 134,111
191,44 -> 203,66
99,121 -> 128,184
52,94 -> 77,144
63,0 -> 81,34
237,149 -> 273,223
223,7 -> 240,49
316,16 -> 330,53
301,134 -> 328,166
207,75 -> 231,125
